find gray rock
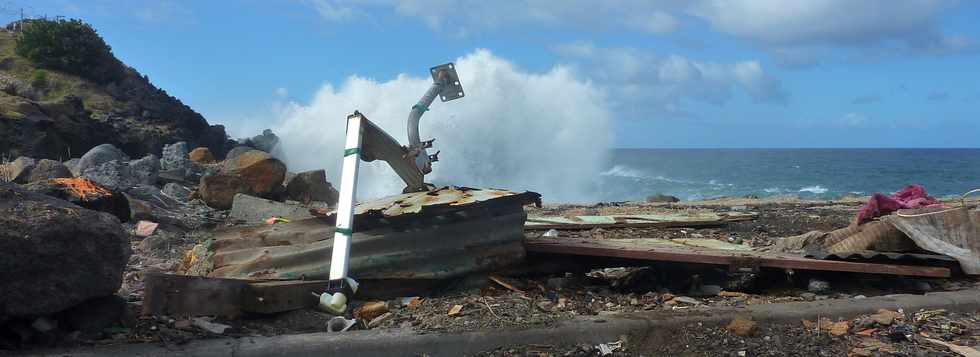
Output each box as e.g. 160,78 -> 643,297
129,155 -> 160,186
238,129 -> 280,153
162,183 -> 192,201
77,144 -> 128,174
229,193 -> 313,223
82,155 -> 159,191
63,158 -> 82,177
7,156 -> 36,183
285,169 -> 339,205
28,159 -> 73,182
807,278 -> 831,293
160,141 -> 191,172
0,182 -> 130,316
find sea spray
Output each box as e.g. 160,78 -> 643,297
274,50 -> 612,202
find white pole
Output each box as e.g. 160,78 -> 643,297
329,113 -> 364,280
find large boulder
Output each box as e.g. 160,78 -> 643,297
198,174 -> 253,210
81,155 -> 160,191
27,159 -> 73,182
224,146 -> 255,160
76,144 -> 128,174
6,156 -> 36,183
160,141 -> 191,172
221,150 -> 286,196
188,147 -> 216,164
285,169 -> 339,205
0,182 -> 131,317
23,178 -> 131,222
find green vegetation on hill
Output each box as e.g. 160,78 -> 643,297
15,19 -> 123,84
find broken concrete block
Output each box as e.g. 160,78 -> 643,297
229,193 -> 313,223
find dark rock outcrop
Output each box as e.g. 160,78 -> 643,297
0,182 -> 130,317
285,169 -> 339,205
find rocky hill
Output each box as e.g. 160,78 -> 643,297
0,20 -> 232,161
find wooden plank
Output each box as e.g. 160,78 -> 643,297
526,239 -> 950,278
525,220 -> 727,230
243,280 -> 330,314
142,273 -> 253,317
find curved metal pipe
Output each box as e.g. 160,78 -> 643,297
407,81 -> 444,174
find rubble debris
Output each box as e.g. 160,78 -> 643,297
24,177 -> 131,222
869,309 -> 902,326
489,275 -> 525,294
448,304 -> 463,316
285,169 -> 339,205
828,321 -> 849,336
189,147 -> 217,164
228,193 -> 313,223
368,312 -> 393,328
27,159 -> 72,182
726,317 -> 758,337
922,337 -> 980,357
541,228 -> 559,238
0,182 -> 131,317
191,317 -> 231,334
161,182 -> 192,201
807,278 -> 830,293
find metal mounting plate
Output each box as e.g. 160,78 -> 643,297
430,63 -> 464,102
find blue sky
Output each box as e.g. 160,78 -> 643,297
6,0 -> 980,148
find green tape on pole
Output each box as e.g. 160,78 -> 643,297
335,227 -> 353,236
412,104 -> 429,112
344,148 -> 360,157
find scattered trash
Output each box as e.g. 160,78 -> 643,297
367,312 -> 393,329
354,301 -> 389,321
192,317 -> 231,334
326,316 -> 356,333
869,309 -> 902,326
134,220 -> 159,237
489,275 -> 525,294
399,297 -> 422,308
829,321 -> 850,336
807,278 -> 830,293
922,337 -> 980,357
542,229 -> 559,238
596,340 -> 622,356
670,296 -> 701,305
448,304 -> 463,316
264,216 -> 290,225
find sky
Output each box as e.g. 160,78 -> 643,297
4,0 -> 980,148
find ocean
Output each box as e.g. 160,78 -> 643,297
596,149 -> 980,202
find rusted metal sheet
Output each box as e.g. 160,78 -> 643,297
524,212 -> 755,230
526,238 -> 951,278
885,207 -> 980,274
185,188 -> 539,283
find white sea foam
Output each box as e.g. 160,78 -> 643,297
763,187 -> 783,193
600,165 -> 646,179
799,185 -> 829,194
273,50 -> 612,202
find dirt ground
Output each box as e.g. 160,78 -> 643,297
57,197 -> 980,355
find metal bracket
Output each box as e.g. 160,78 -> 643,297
430,63 -> 464,102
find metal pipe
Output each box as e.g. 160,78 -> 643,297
407,76 -> 445,174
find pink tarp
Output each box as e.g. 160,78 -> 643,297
854,184 -> 943,225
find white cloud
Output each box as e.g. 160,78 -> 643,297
690,0 -> 971,57
555,45 -> 787,118
274,49 -> 611,202
836,112 -> 867,127
275,87 -> 289,98
308,0 -> 683,35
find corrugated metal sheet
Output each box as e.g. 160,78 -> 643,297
184,187 -> 540,282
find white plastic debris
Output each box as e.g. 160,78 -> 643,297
597,340 -> 623,356
315,277 -> 359,315
192,317 -> 231,334
542,229 -> 559,238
